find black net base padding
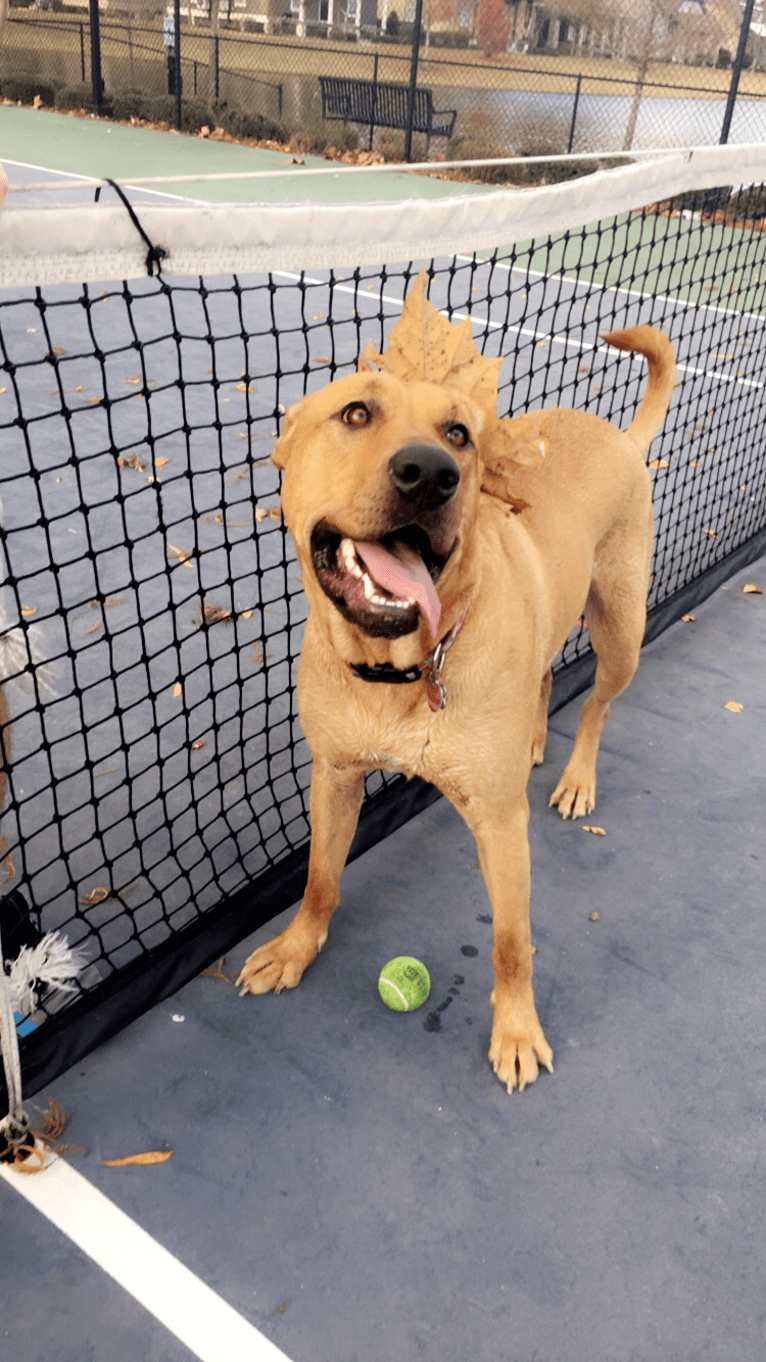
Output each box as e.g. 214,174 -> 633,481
0,888 -> 39,958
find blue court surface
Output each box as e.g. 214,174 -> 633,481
1,115 -> 766,1362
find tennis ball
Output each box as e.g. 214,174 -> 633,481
378,956 -> 431,1012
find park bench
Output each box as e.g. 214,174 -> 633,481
319,75 -> 457,151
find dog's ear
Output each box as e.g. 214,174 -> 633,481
479,414 -> 547,508
271,404 -> 301,470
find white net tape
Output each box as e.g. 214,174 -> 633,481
2,144 -> 766,288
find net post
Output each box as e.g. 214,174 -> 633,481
87,0 -> 107,117
720,0 -> 755,144
404,0 -> 423,164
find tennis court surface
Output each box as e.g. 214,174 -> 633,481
1,116 -> 765,1362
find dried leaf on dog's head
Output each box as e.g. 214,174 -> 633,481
360,271 -> 501,413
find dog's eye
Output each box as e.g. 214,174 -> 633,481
445,423 -> 470,448
341,402 -> 371,428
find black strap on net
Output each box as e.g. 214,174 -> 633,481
94,179 -> 168,277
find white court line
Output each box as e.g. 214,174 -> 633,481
2,157 -> 207,204
460,249 -> 766,328
276,270 -> 764,391
0,1157 -> 293,1362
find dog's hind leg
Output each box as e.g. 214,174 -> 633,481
237,760 -> 364,996
548,510 -> 652,820
530,667 -> 552,767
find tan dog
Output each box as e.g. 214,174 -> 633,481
237,283 -> 676,1092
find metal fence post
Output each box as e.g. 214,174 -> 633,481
404,0 -> 424,163
88,0 -> 107,116
568,73 -> 582,154
720,0 -> 755,144
214,34 -> 220,103
174,0 -> 182,132
370,50 -> 379,152
79,22 -> 86,85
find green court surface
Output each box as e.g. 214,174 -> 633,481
0,103 -> 487,204
493,207 -> 765,315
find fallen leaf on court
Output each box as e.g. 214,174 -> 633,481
167,543 -> 193,568
704,528 -> 719,539
102,1151 -> 173,1167
201,957 -> 233,984
191,739 -> 205,750
648,458 -> 669,469
173,682 -> 183,698
289,157 -> 305,165
724,700 -> 744,712
589,910 -> 601,921
743,583 -> 762,594
681,613 -> 696,622
155,457 -> 169,467
199,125 -> 210,138
200,604 -> 232,625
269,507 -> 283,521
255,507 -> 268,521
20,605 -> 38,617
79,887 -> 109,906
33,94 -> 43,109
582,826 -> 606,836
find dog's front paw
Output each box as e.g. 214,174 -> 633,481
548,765 -> 596,820
488,1005 -> 554,1093
237,923 -> 325,997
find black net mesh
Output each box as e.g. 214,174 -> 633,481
2,185 -> 766,1105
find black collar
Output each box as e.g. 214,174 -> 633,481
348,611 -> 467,711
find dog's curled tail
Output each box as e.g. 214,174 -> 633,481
602,325 -> 676,457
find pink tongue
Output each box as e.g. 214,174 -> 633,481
354,539 -> 442,639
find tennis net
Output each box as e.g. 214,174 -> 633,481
2,146 -> 766,1112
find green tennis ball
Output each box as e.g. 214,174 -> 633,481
378,956 -> 431,1012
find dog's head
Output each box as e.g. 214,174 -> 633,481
270,276 -> 546,646
273,369 -> 486,642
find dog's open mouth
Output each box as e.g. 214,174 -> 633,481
310,520 -> 448,639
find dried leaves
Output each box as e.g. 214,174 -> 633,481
102,1151 -> 173,1167
359,271 -> 501,416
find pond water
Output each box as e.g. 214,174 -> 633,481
441,85 -> 766,154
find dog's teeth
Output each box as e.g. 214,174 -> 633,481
340,537 -> 363,578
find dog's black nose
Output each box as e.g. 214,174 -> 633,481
388,444 -> 460,509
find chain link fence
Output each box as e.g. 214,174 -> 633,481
3,5 -> 766,163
